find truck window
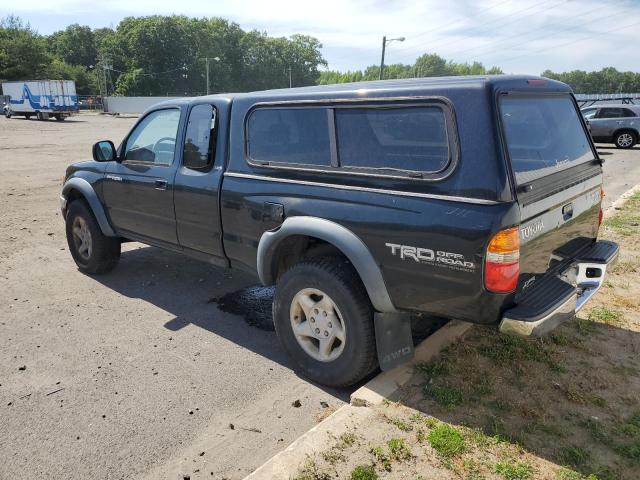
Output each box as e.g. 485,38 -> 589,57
500,95 -> 594,185
248,108 -> 331,166
183,104 -> 217,170
124,109 -> 181,165
335,106 -> 449,173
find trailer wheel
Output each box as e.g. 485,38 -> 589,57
25,113 -> 31,120
55,114 -> 66,121
36,112 -> 43,121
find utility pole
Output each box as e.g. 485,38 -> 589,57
206,57 -> 210,95
288,66 -> 292,88
379,36 -> 386,80
379,36 -> 405,81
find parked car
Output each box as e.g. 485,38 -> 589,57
60,75 -> 618,387
581,104 -> 639,148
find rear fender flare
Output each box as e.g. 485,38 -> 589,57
62,177 -> 117,237
257,216 -> 396,313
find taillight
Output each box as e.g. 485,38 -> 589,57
485,227 -> 520,293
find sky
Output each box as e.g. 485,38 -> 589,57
1,0 -> 639,74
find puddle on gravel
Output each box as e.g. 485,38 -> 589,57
215,285 -> 275,331
214,285 -> 449,340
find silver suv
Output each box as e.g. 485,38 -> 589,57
581,104 -> 639,149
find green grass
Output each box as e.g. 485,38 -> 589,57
557,446 -> 591,468
387,438 -> 412,460
369,446 -> 392,471
494,461 -> 533,480
388,417 -> 413,432
350,465 -> 378,480
588,306 -> 623,325
426,384 -> 465,409
476,333 -> 561,371
415,360 -> 448,378
292,459 -> 332,480
427,424 -> 466,457
604,192 -> 640,236
574,318 -> 598,335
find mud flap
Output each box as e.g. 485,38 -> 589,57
374,312 -> 414,371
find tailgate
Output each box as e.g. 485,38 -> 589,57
499,93 -> 602,295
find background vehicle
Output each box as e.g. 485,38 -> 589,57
1,80 -> 79,120
60,76 -> 617,387
581,104 -> 640,148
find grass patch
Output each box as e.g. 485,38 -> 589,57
574,317 -> 598,336
387,438 -> 412,461
557,446 -> 591,468
426,384 -> 464,409
476,333 -> 561,371
427,424 -> 466,457
388,417 -> 412,432
588,306 -> 623,325
415,360 -> 448,378
494,461 -> 533,480
369,446 -> 391,471
292,458 -> 332,480
350,465 -> 378,480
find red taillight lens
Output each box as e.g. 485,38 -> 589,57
485,227 -> 520,293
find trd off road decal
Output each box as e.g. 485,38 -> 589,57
385,243 -> 476,272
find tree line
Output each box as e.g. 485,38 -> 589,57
0,15 -> 326,95
2,14 -> 640,96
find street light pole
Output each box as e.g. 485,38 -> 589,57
379,36 -> 386,80
379,36 -> 405,80
204,57 -> 221,95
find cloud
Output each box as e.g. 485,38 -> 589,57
1,0 -> 639,73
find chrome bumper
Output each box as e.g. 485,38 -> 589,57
499,242 -> 619,337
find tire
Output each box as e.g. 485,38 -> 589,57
25,114 -> 31,120
614,130 -> 637,149
55,114 -> 66,121
65,200 -> 120,274
273,256 -> 377,387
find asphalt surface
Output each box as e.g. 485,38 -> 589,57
0,113 -> 639,480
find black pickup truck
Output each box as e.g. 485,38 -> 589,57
60,75 -> 618,387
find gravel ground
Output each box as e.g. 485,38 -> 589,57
0,113 -> 639,480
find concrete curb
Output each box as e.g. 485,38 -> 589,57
604,183 -> 640,217
244,320 -> 472,479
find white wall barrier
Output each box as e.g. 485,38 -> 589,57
103,96 -> 182,114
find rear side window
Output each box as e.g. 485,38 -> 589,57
183,104 -> 217,170
599,108 -> 624,118
247,108 -> 331,166
500,95 -> 594,185
335,106 -> 449,173
622,108 -> 637,118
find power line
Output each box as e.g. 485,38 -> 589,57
466,9 -> 636,65
490,18 -> 640,66
392,0 -> 566,60
446,3 -> 607,61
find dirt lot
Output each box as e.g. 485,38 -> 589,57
0,113 -> 639,480
290,194 -> 640,480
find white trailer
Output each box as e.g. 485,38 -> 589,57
2,80 -> 79,121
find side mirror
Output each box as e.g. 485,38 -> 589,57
92,140 -> 117,162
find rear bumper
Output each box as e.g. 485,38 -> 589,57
499,240 -> 619,336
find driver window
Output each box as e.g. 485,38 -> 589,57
123,109 -> 181,165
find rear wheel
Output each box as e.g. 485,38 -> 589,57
65,200 -> 120,274
273,256 -> 377,387
614,130 -> 637,149
55,114 -> 66,121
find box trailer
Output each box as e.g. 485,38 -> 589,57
2,80 -> 79,121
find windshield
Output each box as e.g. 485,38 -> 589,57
500,95 -> 594,185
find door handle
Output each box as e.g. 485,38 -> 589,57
154,179 -> 168,191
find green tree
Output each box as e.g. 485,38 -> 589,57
48,24 -> 97,68
0,15 -> 49,80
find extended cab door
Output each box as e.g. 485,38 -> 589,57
173,100 -> 228,260
102,107 -> 183,245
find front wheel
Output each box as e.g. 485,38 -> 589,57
615,130 -> 637,149
273,256 -> 377,387
65,200 -> 121,274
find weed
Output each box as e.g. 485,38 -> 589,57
554,468 -> 582,480
321,449 -> 346,464
581,417 -> 609,443
557,446 -> 590,468
387,438 -> 412,461
388,417 -> 413,432
350,465 -> 378,480
588,306 -> 623,325
470,372 -> 494,397
476,334 -> 560,371
426,384 -> 464,409
293,458 -> 332,480
564,385 -> 606,408
487,399 -> 512,413
339,432 -> 358,447
494,461 -> 532,480
415,360 -> 448,378
369,446 -> 391,471
574,317 -> 598,335
427,424 -> 466,457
